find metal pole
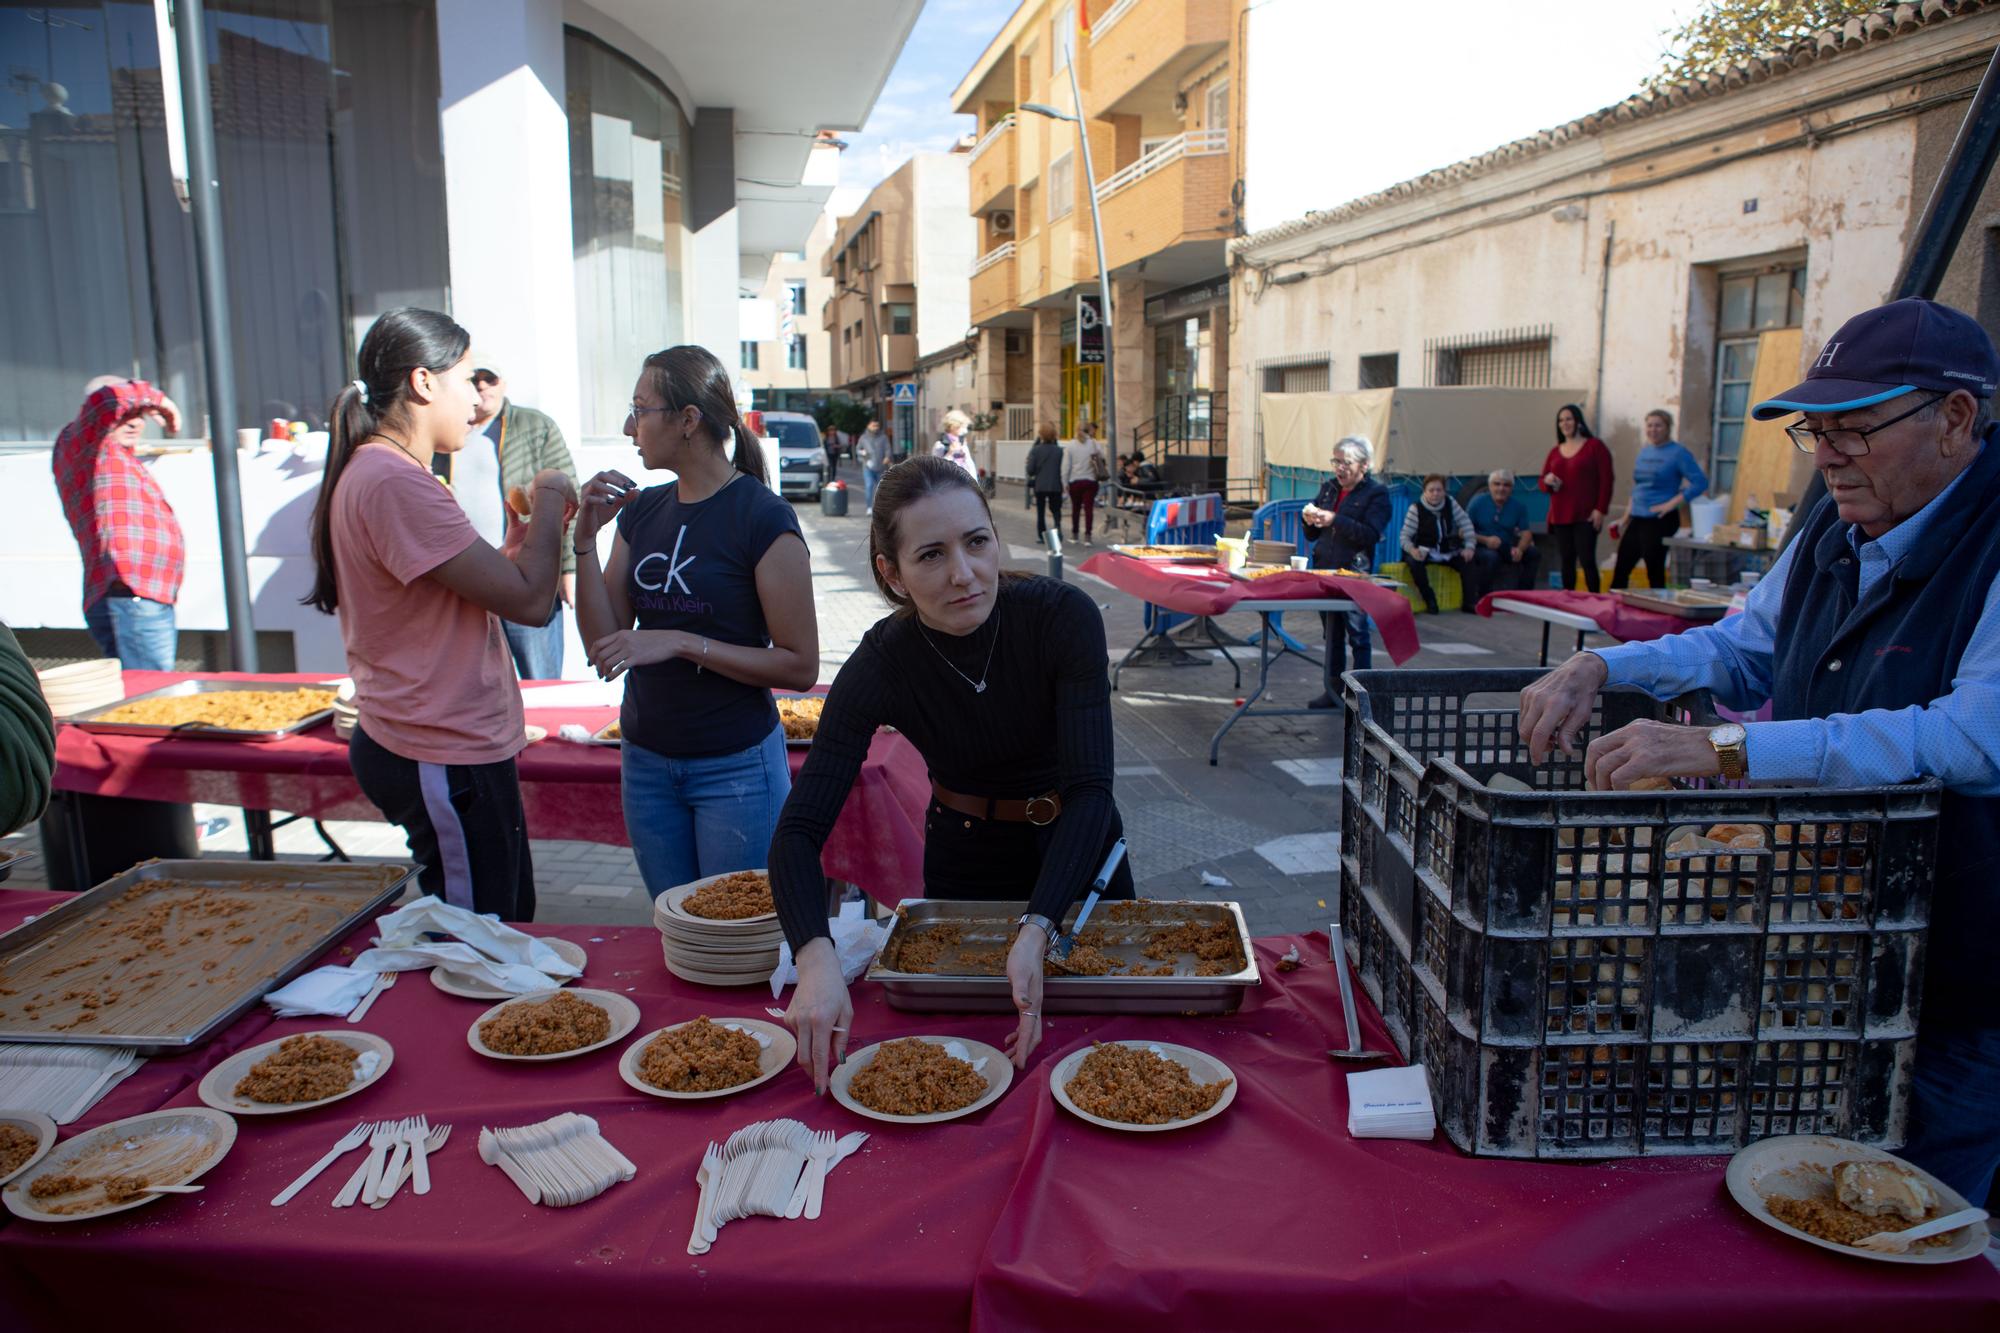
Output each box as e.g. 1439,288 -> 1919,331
1065,54 -> 1116,462
173,0 -> 258,671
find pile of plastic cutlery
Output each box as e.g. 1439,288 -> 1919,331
0,1044 -> 142,1123
478,1112 -> 635,1208
687,1118 -> 869,1255
265,1115 -> 450,1209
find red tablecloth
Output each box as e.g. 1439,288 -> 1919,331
1,891 -> 1989,1331
52,674 -> 931,906
1475,589 -> 1696,642
1078,555 -> 1422,665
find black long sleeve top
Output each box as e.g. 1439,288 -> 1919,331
769,575 -> 1117,952
1302,476 -> 1391,570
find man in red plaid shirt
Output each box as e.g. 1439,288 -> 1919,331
51,377 -> 186,670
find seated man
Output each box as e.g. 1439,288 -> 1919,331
1519,299 -> 2000,1206
1465,468 -> 1541,602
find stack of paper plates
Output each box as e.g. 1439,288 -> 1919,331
653,871 -> 783,988
37,660 -> 124,720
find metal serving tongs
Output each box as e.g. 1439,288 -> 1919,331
1049,838 -> 1127,963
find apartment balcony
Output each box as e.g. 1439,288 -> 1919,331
1087,0 -> 1229,117
970,242 -> 1018,325
1095,130 -> 1230,274
968,114 -> 1016,215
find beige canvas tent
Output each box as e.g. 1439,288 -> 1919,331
1261,387 -> 1592,479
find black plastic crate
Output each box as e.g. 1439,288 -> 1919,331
1340,668 -> 1941,1159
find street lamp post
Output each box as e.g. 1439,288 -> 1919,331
1023,48 -> 1115,459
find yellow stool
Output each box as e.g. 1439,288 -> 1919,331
1382,561 -> 1463,611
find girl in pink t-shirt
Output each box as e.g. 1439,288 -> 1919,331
304,307 -> 575,919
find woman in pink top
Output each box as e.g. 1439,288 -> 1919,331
304,308 -> 576,918
1539,403 -> 1615,593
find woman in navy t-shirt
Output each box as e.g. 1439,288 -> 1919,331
570,346 -> 819,896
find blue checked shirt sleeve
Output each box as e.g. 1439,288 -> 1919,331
1591,541 -> 1792,711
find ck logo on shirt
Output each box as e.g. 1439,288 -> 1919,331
1813,341 -> 1843,369
632,525 -> 714,615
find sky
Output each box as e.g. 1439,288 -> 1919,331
833,0 -> 1705,230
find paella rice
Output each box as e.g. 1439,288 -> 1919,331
848,1038 -> 987,1116
477,990 -> 611,1056
635,1017 -> 763,1092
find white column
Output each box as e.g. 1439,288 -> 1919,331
689,210 -> 743,376
436,0 -> 582,446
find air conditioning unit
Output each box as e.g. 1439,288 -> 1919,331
990,211 -> 1015,236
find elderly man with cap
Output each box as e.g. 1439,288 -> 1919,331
435,358 -> 580,680
1519,298 -> 2000,1204
1300,434 -> 1391,707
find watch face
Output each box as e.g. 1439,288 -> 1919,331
1710,722 -> 1746,747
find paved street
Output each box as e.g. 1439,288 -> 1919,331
1,488 -> 1559,937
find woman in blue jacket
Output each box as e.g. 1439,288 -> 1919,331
1301,435 -> 1391,707
1610,409 -> 1707,590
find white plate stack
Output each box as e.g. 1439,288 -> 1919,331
653,873 -> 783,988
332,680 -> 358,741
37,660 -> 124,720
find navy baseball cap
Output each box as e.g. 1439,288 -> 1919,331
1750,298 -> 2000,420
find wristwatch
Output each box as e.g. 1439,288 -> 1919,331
1708,722 -> 1748,781
1015,912 -> 1058,942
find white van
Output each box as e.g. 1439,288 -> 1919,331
763,411 -> 826,501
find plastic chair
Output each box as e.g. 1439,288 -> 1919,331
1247,499 -> 1312,653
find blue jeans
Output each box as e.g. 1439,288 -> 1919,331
1314,552 -> 1374,672
504,599 -> 564,681
621,723 -> 791,897
863,466 -> 884,511
84,593 -> 177,670
1902,1023 -> 2000,1206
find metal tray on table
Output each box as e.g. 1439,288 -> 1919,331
867,899 -> 1260,1015
0,859 -> 415,1053
1615,588 -> 1734,620
66,678 -> 343,742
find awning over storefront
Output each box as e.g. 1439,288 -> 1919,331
1261,387 -> 1589,476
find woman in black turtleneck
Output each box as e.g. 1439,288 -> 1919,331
770,455 -> 1134,1092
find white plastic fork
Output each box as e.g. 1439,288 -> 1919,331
347,970 -> 396,1022
688,1142 -> 722,1255
272,1121 -> 373,1207
339,1120 -> 398,1208
374,1116 -> 416,1204
369,1123 -> 449,1208
1853,1205 -> 1989,1253
374,1116 -> 428,1204
786,1129 -> 837,1219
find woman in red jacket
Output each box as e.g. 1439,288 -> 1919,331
1539,403 -> 1614,593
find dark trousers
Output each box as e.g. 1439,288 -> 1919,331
349,724 -> 536,920
1611,512 -> 1681,589
922,800 -> 1134,905
1553,520 -> 1601,592
1469,543 -> 1541,602
1034,489 -> 1064,536
1067,480 -> 1098,537
1904,1021 -> 2000,1207
1405,553 -> 1472,611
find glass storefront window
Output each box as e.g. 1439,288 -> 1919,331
565,28 -> 687,442
0,1 -> 448,443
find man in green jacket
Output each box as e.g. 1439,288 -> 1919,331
434,360 -> 580,679
0,623 -> 56,840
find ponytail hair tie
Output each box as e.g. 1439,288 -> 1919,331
350,379 -> 369,404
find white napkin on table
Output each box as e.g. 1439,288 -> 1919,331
367,897 -> 582,978
767,899 -> 891,998
347,943 -> 563,995
264,964 -> 378,1018
1346,1065 -> 1436,1140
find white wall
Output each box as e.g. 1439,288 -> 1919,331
437,0 -> 583,449
913,153 -> 976,361
690,208 -> 744,376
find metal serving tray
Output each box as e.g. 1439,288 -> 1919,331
867,899 -> 1261,1015
0,860 -> 415,1053
1615,588 -> 1734,620
66,678 -> 343,742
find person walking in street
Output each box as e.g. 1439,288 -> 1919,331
433,359 -> 580,680
1466,469 -> 1541,602
306,307 -> 574,920
1300,435 -> 1391,705
934,409 -> 980,485
1541,403 -> 1614,593
857,417 -> 890,513
51,376 -> 186,670
823,420 -> 841,482
1611,409 -> 1708,590
1064,420 -> 1107,545
570,345 -> 819,897
1399,473 -> 1478,614
1026,422 -> 1065,539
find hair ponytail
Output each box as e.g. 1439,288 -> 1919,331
641,345 -> 767,486
304,306 -> 470,614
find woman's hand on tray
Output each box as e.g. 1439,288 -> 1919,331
1004,923 -> 1048,1070
786,937 -> 852,1095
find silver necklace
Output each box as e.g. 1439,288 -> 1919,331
917,605 -> 1001,694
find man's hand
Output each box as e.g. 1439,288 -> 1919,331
1585,720 -> 1721,791
1479,534 -> 1502,550
1519,652 -> 1608,763
1508,546 -> 1525,563
149,395 -> 183,436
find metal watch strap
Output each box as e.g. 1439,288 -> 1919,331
1714,737 -> 1748,780
1016,912 -> 1058,941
